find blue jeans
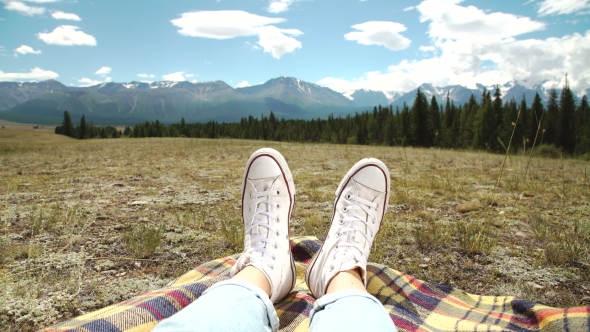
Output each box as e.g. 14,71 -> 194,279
153,280 -> 397,332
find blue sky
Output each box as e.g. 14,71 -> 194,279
1,0 -> 589,94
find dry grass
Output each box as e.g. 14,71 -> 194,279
1,124 -> 590,331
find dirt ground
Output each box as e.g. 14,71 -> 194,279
1,124 -> 589,331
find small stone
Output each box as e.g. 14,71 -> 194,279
533,284 -> 544,289
199,189 -> 208,194
18,183 -> 31,187
423,257 -> 431,262
515,231 -> 527,238
499,211 -> 505,215
419,264 -> 429,268
128,201 -> 148,206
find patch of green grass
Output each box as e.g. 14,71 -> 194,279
456,220 -> 496,255
220,217 -> 243,251
123,223 -> 165,258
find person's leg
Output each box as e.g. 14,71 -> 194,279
152,279 -> 277,332
154,148 -> 296,332
306,158 -> 397,331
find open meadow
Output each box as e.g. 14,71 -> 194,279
1,123 -> 589,331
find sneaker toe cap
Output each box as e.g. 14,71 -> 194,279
248,156 -> 282,179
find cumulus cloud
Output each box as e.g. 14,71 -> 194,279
171,10 -> 302,59
14,45 -> 41,56
345,21 -> 411,51
236,80 -> 251,88
21,0 -> 61,3
3,1 -> 45,16
268,0 -> 296,13
538,0 -> 590,16
419,45 -> 435,52
137,73 -> 154,78
0,67 -> 58,81
78,77 -> 102,86
51,10 -> 81,21
95,66 -> 111,76
163,71 -> 187,81
37,25 -> 96,46
417,0 -> 545,43
318,1 -> 590,93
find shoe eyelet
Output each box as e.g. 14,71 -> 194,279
276,231 -> 280,236
274,244 -> 278,249
249,191 -> 253,198
342,206 -> 348,213
335,244 -> 339,249
345,194 -> 351,200
339,219 -> 344,225
248,207 -> 252,212
329,265 -> 334,272
375,204 -> 379,210
276,218 -> 280,223
270,264 -> 274,270
276,203 -> 280,209
272,255 -> 276,260
336,231 -> 341,237
276,190 -> 281,195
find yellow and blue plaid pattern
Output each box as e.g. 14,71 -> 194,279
44,236 -> 590,331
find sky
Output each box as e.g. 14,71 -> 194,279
1,0 -> 589,94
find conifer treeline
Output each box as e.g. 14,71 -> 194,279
56,79 -> 590,155
55,112 -> 123,139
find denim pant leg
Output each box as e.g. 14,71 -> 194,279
309,290 -> 398,332
153,279 -> 279,332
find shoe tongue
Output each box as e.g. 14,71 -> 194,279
248,176 -> 279,250
348,181 -> 381,244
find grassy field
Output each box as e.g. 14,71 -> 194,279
1,123 -> 589,331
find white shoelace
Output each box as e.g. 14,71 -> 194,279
331,193 -> 378,270
244,190 -> 282,270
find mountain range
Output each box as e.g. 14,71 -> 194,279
0,77 -> 588,125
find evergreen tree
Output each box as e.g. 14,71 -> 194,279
410,89 -> 432,147
61,110 -> 75,138
79,114 -> 86,139
557,77 -> 576,153
530,93 -> 545,143
545,88 -> 558,145
430,96 -> 441,146
491,86 -> 503,151
473,93 -> 495,150
577,95 -> 590,153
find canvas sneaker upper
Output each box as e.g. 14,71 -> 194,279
230,148 -> 296,303
306,158 -> 390,299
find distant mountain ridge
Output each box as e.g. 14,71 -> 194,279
0,77 -> 587,125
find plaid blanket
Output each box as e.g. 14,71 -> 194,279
44,236 -> 590,332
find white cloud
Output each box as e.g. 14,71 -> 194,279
163,71 -> 186,81
21,0 -> 61,3
417,0 -> 545,43
318,1 -> 590,94
419,45 -> 435,52
236,80 -> 251,88
78,77 -> 101,86
3,1 -> 45,16
51,10 -> 81,21
185,73 -> 194,78
137,73 -> 154,78
171,10 -> 302,59
538,0 -> 590,16
403,6 -> 415,11
0,67 -> 58,81
14,44 -> 41,55
345,21 -> 411,51
37,25 -> 96,46
268,0 -> 296,13
95,66 -> 111,76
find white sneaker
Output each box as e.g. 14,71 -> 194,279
306,158 -> 390,299
230,148 -> 296,303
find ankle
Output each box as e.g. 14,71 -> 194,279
326,268 -> 367,295
232,266 -> 272,297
